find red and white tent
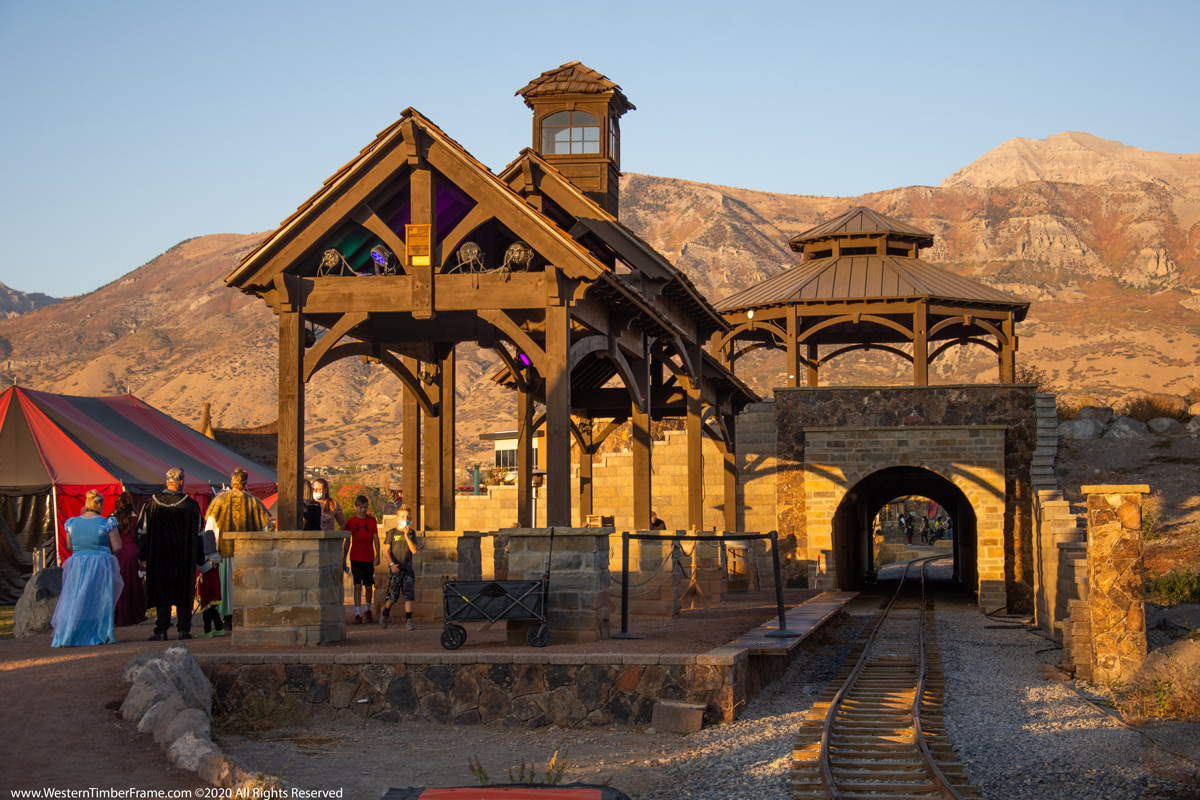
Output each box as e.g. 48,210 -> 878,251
0,386 -> 276,601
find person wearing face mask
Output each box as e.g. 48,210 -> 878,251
301,480 -> 323,531
379,504 -> 418,630
311,477 -> 346,534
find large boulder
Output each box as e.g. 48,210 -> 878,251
1075,406 -> 1115,425
1129,638 -> 1200,700
1187,416 -> 1200,434
1188,401 -> 1200,417
1059,418 -> 1105,440
1104,416 -> 1150,439
1148,417 -> 1185,436
13,567 -> 61,638
122,644 -> 212,718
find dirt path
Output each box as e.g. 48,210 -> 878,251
0,620 -> 200,795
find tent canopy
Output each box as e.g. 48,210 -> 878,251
0,386 -> 277,582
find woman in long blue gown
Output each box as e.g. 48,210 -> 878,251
51,489 -> 124,647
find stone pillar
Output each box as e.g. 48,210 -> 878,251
1082,484 -> 1149,684
503,528 -> 610,644
229,529 -> 347,647
380,531 -> 482,623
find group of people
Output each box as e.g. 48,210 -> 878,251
339,493 -> 418,630
898,512 -> 954,545
50,467 -> 270,648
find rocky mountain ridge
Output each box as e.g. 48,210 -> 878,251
2,132 -> 1197,471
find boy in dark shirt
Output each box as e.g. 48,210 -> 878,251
380,504 -> 418,630
342,495 -> 380,624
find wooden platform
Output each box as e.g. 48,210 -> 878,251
726,591 -> 858,655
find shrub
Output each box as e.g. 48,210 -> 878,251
1122,394 -> 1187,422
1057,398 -> 1083,421
1146,567 -> 1200,606
1014,362 -> 1054,391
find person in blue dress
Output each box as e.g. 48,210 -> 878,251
51,489 -> 124,647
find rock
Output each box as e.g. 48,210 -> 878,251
155,707 -> 211,747
1059,418 -> 1105,440
166,731 -> 221,773
1129,638 -> 1200,699
545,686 -> 587,727
1188,402 -> 1200,417
1147,417 -> 1185,435
1188,417 -> 1200,434
121,662 -> 177,724
137,693 -> 187,735
1075,406 -> 1115,425
1104,416 -> 1150,439
13,567 -> 61,638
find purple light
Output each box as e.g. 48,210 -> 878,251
371,250 -> 387,265
518,353 -> 532,366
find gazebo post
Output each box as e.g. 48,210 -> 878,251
576,417 -> 593,521
277,305 -> 305,531
545,302 -> 572,526
685,346 -> 704,529
722,412 -> 738,531
786,307 -> 799,388
517,384 -> 534,527
806,342 -> 820,387
631,353 -> 652,530
913,303 -> 929,386
401,357 -> 422,529
1000,312 -> 1016,382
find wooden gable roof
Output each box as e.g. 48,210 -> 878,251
789,206 -> 934,250
225,107 -> 625,294
515,61 -> 635,116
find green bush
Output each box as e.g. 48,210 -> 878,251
1147,567 -> 1200,606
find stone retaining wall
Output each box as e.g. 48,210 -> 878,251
198,649 -> 747,729
1082,484 -> 1148,683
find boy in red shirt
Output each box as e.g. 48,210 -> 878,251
342,495 -> 380,624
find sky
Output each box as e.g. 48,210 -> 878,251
1,0 -> 1197,298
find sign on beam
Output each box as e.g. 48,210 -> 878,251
406,224 -> 432,267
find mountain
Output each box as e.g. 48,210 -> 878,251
0,281 -> 60,322
2,132 -> 1198,475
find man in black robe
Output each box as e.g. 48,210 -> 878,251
140,467 -> 202,640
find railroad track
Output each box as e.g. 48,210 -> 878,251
791,557 -> 981,800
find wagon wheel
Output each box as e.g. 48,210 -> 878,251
441,624 -> 467,650
527,622 -> 549,648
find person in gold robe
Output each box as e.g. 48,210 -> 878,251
204,468 -> 271,630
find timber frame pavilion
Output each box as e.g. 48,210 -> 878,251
225,62 -> 757,532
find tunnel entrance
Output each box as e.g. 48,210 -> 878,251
830,466 -> 977,593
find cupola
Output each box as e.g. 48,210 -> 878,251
516,61 -> 634,215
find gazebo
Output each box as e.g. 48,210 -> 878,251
712,207 -> 1030,386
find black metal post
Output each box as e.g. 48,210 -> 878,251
612,529 -> 642,639
765,529 -> 801,638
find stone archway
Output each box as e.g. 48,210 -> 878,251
829,466 -> 978,591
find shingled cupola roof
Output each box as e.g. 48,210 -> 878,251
516,61 -> 635,117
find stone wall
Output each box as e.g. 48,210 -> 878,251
199,649 -> 748,729
1082,485 -> 1148,683
773,385 -> 1037,612
503,528 -> 610,644
229,530 -> 347,647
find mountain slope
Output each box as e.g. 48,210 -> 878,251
2,132 -> 1198,473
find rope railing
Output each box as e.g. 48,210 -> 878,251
611,530 -> 798,641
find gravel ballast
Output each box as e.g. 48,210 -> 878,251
222,570 -> 1200,799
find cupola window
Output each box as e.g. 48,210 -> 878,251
540,110 -> 601,155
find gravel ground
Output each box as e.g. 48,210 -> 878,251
938,587 -> 1200,799
223,562 -> 1200,800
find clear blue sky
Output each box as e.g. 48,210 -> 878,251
1,0 -> 1197,298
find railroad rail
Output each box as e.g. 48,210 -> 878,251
791,556 -> 980,800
